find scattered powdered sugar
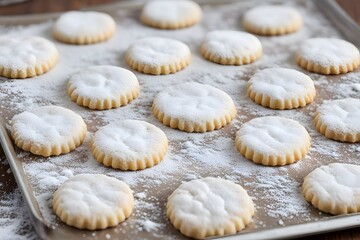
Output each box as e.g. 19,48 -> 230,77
0,188 -> 38,240
0,0 -> 359,239
0,157 -> 37,240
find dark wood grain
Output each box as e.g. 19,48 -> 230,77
0,0 -> 118,15
337,0 -> 360,25
0,0 -> 359,239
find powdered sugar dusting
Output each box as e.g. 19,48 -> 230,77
0,0 -> 359,239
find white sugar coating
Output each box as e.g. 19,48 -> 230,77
236,116 -> 310,156
11,106 -> 86,148
0,36 -> 58,69
53,11 -> 116,38
243,5 -> 302,28
92,120 -> 167,162
200,30 -> 262,58
141,0 -> 201,25
303,163 -> 360,208
53,174 -> 134,219
316,98 -> 360,134
248,68 -> 315,100
0,0 -> 359,238
153,82 -> 235,124
126,37 -> 191,67
167,177 -> 254,234
296,38 -> 360,67
68,65 -> 139,100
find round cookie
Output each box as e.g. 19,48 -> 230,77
296,38 -> 360,75
243,5 -> 302,35
53,11 -> 116,45
140,0 -> 202,29
68,66 -> 140,110
166,177 -> 254,239
11,106 -> 87,157
152,82 -> 237,133
247,68 -> 316,109
125,37 -> 191,75
314,98 -> 360,142
235,116 -> 311,166
0,36 -> 58,79
91,120 -> 168,170
200,30 -> 262,65
53,174 -> 134,230
302,163 -> 360,215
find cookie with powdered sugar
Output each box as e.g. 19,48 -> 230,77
167,177 -> 254,239
0,36 -> 58,79
53,11 -> 116,45
314,98 -> 360,142
235,116 -> 311,166
53,174 -> 134,230
296,38 -> 360,75
140,0 -> 202,29
243,5 -> 302,35
125,37 -> 191,75
152,82 -> 237,133
68,66 -> 140,110
302,163 -> 360,215
247,68 -> 316,110
11,106 -> 87,157
91,120 -> 168,170
200,30 -> 262,65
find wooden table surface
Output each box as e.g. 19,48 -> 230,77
0,0 -> 359,239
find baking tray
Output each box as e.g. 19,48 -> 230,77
0,0 -> 360,239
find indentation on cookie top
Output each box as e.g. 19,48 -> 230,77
11,106 -> 86,147
302,163 -> 360,214
167,177 -> 254,238
68,65 -> 140,100
248,68 -> 315,99
236,116 -> 310,156
0,37 -> 58,69
315,98 -> 360,133
153,82 -> 235,122
92,120 -> 168,161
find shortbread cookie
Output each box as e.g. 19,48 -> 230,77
53,174 -> 134,230
91,120 -> 168,170
167,177 -> 254,239
68,66 -> 140,110
11,106 -> 87,157
53,11 -> 116,45
296,38 -> 360,75
247,68 -> 316,109
302,163 -> 360,215
314,98 -> 360,142
0,36 -> 58,79
235,116 -> 310,166
125,37 -> 191,75
200,30 -> 262,65
140,0 -> 201,29
243,5 -> 302,35
152,82 -> 236,133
